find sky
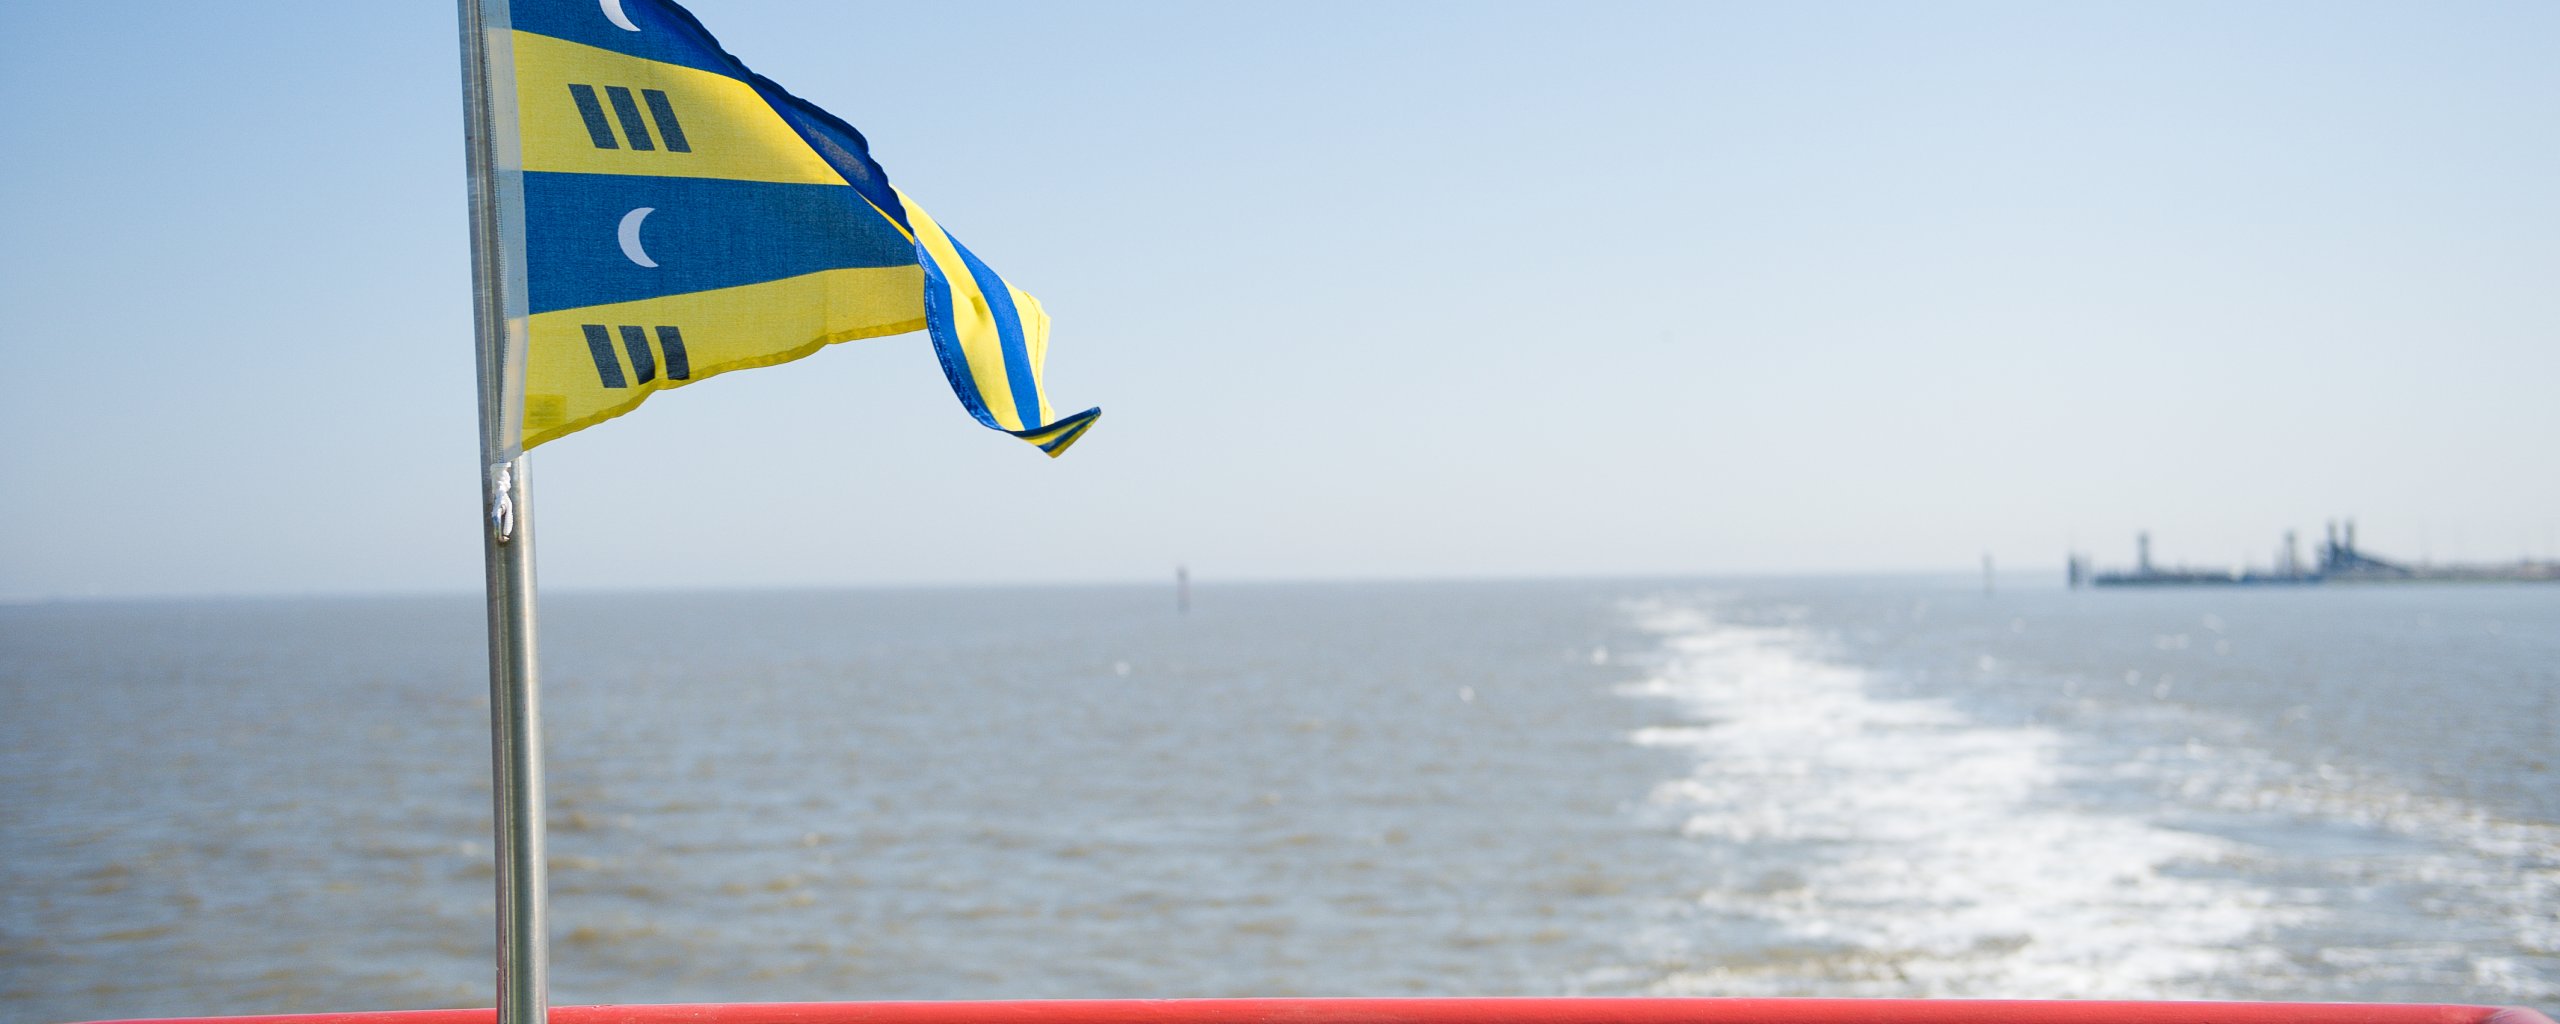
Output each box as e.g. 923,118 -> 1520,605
2,1 -> 2555,598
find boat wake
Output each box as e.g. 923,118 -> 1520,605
1614,599 -> 2293,998
1608,596 -> 2560,1002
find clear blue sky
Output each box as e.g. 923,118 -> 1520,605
3,2 -> 2554,598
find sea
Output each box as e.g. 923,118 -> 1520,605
2,577 -> 2554,1022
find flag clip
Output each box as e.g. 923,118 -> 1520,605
488,463 -> 516,544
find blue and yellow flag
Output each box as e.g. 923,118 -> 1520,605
478,0 -> 1097,457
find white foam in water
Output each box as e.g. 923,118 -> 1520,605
2120,721 -> 2560,1001
1618,601 -> 2298,997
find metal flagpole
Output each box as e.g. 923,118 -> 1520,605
458,1 -> 548,1022
478,458 -> 546,1024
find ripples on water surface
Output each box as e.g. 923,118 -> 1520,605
2,579 -> 2554,1021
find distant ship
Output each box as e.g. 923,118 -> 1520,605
2070,519 -> 2560,587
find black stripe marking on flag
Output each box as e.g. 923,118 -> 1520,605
619,325 -> 658,384
642,90 -> 691,153
605,87 -> 656,151
568,85 -> 618,150
656,326 -> 692,379
582,325 -> 627,388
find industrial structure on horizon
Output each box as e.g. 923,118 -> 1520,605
2068,519 -> 2560,587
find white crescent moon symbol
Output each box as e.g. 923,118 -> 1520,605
618,207 -> 658,268
600,0 -> 641,32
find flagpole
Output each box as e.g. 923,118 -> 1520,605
458,1 -> 549,1023
478,457 -> 547,1024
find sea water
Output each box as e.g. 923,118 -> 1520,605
2,578 -> 2553,1021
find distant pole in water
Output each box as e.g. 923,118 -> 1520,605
1982,552 -> 1995,596
1176,563 -> 1190,614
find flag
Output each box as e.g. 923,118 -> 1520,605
481,0 -> 1099,457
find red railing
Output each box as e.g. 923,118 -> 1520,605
75,999 -> 2558,1024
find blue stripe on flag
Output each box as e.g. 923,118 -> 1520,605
947,233 -> 1044,430
655,326 -> 691,379
523,171 -> 917,314
1020,407 -> 1101,452
567,84 -> 618,148
917,243 -> 999,430
618,324 -> 658,383
510,0 -> 736,76
512,0 -> 912,234
604,86 -> 656,150
641,89 -> 690,152
762,88 -> 909,236
580,324 -> 627,387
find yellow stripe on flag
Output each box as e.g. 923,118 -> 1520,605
899,194 -> 1025,431
1011,283 -> 1052,396
522,265 -> 927,448
512,32 -> 846,187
